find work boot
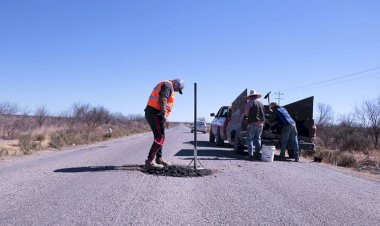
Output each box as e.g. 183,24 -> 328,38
145,159 -> 164,170
156,157 -> 171,167
245,155 -> 254,161
254,153 -> 262,161
294,155 -> 299,162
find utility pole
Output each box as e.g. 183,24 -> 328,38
275,92 -> 284,105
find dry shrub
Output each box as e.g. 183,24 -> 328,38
337,152 -> 357,167
19,134 -> 40,154
49,132 -> 65,149
357,152 -> 380,167
0,146 -> 9,156
49,129 -> 83,149
337,132 -> 371,152
318,148 -> 339,165
316,147 -> 357,168
111,127 -> 132,137
35,133 -> 46,142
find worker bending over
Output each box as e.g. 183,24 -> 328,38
144,79 -> 185,169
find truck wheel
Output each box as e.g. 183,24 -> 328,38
216,128 -> 224,146
209,130 -> 215,142
234,135 -> 244,154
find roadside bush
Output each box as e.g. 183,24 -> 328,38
111,127 -> 132,137
357,154 -> 379,167
19,134 -> 40,154
49,132 -> 65,149
337,152 -> 357,167
316,147 -> 357,168
35,133 -> 46,142
317,148 -> 338,165
49,129 -> 81,149
335,128 -> 371,152
0,147 -> 8,156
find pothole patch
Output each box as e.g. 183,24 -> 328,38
141,165 -> 214,177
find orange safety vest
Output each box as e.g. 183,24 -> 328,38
147,80 -> 175,117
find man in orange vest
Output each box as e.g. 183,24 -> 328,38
144,79 -> 185,169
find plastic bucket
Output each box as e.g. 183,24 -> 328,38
261,145 -> 275,162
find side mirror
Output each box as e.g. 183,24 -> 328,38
210,113 -> 215,117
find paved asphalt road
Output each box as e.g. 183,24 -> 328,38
0,124 -> 379,226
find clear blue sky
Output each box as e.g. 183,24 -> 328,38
1,0 -> 379,122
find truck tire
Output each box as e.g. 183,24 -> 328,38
234,135 -> 245,154
209,130 -> 215,142
216,128 -> 224,146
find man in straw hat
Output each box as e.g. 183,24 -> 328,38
268,102 -> 300,162
244,90 -> 265,161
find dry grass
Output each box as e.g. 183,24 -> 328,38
306,147 -> 380,178
0,122 -> 150,157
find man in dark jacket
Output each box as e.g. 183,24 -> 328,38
269,102 -> 300,162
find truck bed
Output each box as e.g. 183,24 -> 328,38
226,89 -> 316,153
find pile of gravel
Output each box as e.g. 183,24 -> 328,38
142,165 -> 213,177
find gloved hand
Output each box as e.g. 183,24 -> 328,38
162,117 -> 170,128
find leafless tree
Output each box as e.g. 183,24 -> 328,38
35,105 -> 49,128
112,112 -> 129,125
0,102 -> 19,115
355,96 -> 380,148
70,103 -> 113,140
0,102 -> 20,138
316,103 -> 334,126
337,113 -> 356,127
314,103 -> 336,148
4,110 -> 30,139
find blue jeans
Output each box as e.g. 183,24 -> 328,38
246,124 -> 263,157
280,124 -> 299,158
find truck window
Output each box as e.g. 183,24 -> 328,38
221,108 -> 228,117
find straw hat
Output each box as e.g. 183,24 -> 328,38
247,90 -> 262,98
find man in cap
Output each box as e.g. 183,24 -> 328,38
144,79 -> 185,169
269,102 -> 300,162
244,90 -> 265,160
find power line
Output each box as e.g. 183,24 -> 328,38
274,92 -> 284,105
285,72 -> 380,94
281,66 -> 380,93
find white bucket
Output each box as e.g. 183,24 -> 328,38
261,145 -> 275,162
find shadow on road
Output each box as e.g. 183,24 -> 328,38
175,148 -> 240,160
178,141 -> 298,162
175,140 -> 243,160
53,165 -> 143,173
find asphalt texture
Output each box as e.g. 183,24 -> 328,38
0,124 -> 379,226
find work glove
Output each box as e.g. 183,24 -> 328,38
162,117 -> 170,128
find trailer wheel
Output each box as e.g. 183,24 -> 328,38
234,135 -> 244,154
216,128 -> 224,146
209,130 -> 215,142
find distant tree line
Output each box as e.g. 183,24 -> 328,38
315,95 -> 380,152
